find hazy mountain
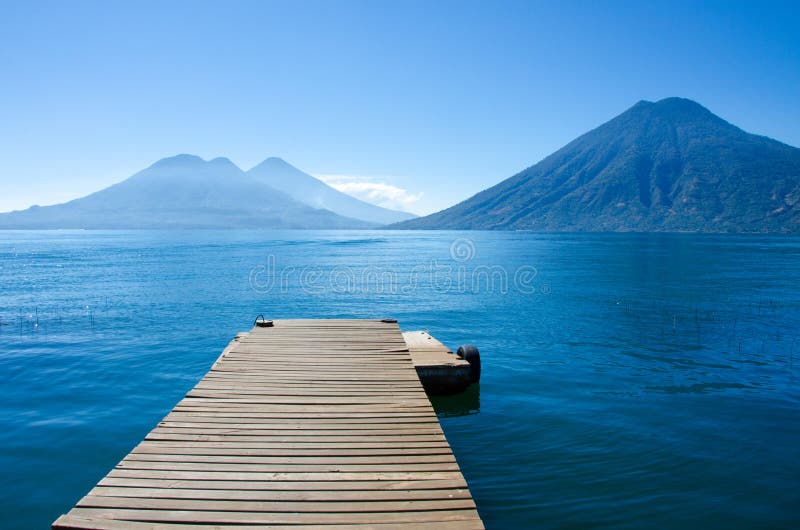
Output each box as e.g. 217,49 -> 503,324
0,155 -> 373,229
248,157 -> 415,225
392,98 -> 800,232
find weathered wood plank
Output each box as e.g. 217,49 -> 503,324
135,441 -> 452,450
106,469 -> 467,481
114,461 -> 461,473
54,515 -> 486,530
97,477 -> 470,491
160,418 -> 439,426
88,486 -> 472,501
144,434 -> 448,443
64,508 -> 483,525
76,496 -> 477,512
163,412 -> 436,418
131,446 -> 453,456
152,423 -> 443,432
123,453 -> 458,464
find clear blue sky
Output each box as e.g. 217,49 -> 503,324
1,0 -> 798,214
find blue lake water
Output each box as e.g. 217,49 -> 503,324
1,230 -> 799,529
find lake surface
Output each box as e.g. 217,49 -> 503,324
1,230 -> 799,529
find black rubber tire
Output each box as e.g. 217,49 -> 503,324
457,345 -> 481,383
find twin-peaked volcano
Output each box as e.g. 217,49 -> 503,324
0,155 -> 414,229
393,98 -> 800,232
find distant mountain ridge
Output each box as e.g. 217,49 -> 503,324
0,155 -> 413,229
392,97 -> 800,232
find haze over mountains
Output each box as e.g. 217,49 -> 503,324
393,98 -> 800,232
248,157 -> 414,225
0,156 -> 414,229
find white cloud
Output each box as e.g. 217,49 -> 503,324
316,174 -> 424,213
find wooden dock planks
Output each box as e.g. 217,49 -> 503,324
53,319 -> 484,529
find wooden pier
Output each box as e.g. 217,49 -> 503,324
53,319 -> 484,529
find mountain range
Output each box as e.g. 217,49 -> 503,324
0,156 -> 414,229
392,97 -> 800,232
2,97 -> 799,232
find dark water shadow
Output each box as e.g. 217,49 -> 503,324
429,384 -> 480,417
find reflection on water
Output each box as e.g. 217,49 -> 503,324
430,383 -> 481,417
